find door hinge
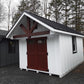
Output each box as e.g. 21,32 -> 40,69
26,52 -> 28,55
47,52 -> 48,56
47,69 -> 49,71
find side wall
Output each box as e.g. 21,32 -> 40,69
59,34 -> 84,77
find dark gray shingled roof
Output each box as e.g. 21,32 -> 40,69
0,30 -> 8,36
25,11 -> 84,36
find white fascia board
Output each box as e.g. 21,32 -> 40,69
24,12 -> 55,32
6,13 -> 25,38
6,12 -> 84,38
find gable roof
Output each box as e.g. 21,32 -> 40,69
6,11 -> 84,38
25,12 -> 84,36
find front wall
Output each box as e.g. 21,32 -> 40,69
47,34 -> 61,75
19,39 -> 27,69
19,35 -> 61,75
59,34 -> 84,76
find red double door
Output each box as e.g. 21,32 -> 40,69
27,37 -> 48,71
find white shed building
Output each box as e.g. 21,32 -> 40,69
6,11 -> 84,78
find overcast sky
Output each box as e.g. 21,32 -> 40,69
0,0 -> 51,30
0,0 -> 21,30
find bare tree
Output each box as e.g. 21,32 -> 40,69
70,0 -> 84,31
48,0 -> 63,22
44,0 -> 48,18
0,0 -> 6,22
7,0 -> 11,31
40,0 -> 49,19
11,7 -> 17,26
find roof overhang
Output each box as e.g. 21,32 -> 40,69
6,12 -> 84,38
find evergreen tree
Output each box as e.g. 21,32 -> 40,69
70,0 -> 84,31
43,0 -> 48,19
61,0 -> 72,26
12,0 -> 41,25
49,0 -> 84,32
0,1 -> 5,22
48,0 -> 63,22
29,0 -> 41,14
7,0 -> 11,30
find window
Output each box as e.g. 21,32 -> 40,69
72,36 -> 77,53
37,39 -> 46,44
8,40 -> 15,53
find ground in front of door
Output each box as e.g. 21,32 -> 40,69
0,63 -> 84,84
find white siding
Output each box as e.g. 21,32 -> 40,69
18,33 -> 84,78
47,35 -> 61,75
19,39 -> 27,69
59,34 -> 84,77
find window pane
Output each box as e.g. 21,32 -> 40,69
8,40 -> 15,53
72,36 -> 77,53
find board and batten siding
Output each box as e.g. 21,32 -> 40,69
0,39 -> 19,67
47,35 -> 61,75
19,35 -> 61,76
19,39 -> 27,69
18,34 -> 84,78
59,34 -> 84,77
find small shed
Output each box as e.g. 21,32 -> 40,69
0,30 -> 19,67
6,11 -> 84,78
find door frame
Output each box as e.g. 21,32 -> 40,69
26,37 -> 48,71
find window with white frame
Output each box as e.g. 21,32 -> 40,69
72,36 -> 77,53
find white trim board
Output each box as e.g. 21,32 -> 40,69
6,12 -> 84,38
20,68 -> 60,77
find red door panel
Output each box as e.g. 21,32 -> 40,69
27,37 -> 48,71
27,41 -> 38,69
